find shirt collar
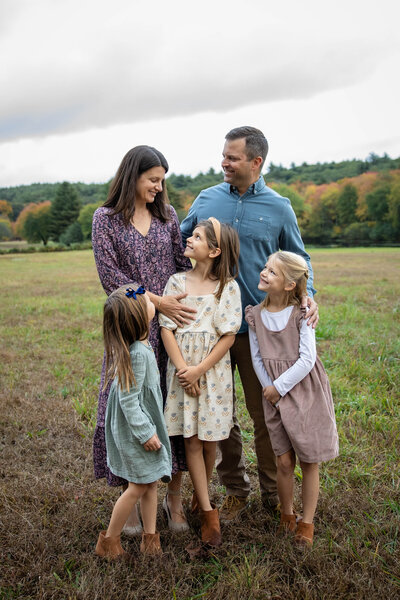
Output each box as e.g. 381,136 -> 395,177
229,175 -> 266,195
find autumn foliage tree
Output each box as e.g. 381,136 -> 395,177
13,202 -> 52,245
14,203 -> 37,238
23,201 -> 52,245
388,180 -> 400,241
0,199 -> 13,240
269,169 -> 400,245
0,200 -> 12,218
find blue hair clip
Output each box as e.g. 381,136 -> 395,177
125,286 -> 146,299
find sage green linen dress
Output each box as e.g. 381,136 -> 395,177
105,341 -> 172,484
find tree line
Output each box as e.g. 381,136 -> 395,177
0,180 -> 188,246
271,172 -> 400,245
267,153 -> 400,185
0,153 -> 399,246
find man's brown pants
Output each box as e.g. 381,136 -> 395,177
216,333 -> 278,501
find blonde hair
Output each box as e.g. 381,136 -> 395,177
263,251 -> 309,308
197,220 -> 240,301
103,284 -> 149,391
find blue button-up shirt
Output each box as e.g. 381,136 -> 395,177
180,176 -> 316,333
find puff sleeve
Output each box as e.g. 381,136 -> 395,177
244,305 -> 256,330
213,280 -> 242,336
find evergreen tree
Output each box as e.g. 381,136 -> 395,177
365,184 -> 390,221
387,181 -> 400,241
49,182 -> 80,241
336,184 -> 358,227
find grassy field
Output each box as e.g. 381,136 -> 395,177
0,248 -> 399,600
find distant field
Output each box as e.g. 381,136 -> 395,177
0,240 -> 61,251
0,248 -> 399,600
0,239 -> 33,249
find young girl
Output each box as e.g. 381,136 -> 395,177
245,251 -> 338,547
159,218 -> 242,547
95,284 -> 172,560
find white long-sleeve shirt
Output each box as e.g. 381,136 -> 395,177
248,305 -> 316,398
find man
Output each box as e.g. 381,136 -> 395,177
180,126 -> 318,521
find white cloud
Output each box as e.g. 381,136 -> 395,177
1,0 -> 398,140
0,0 -> 399,185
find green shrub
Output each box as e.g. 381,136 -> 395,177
59,222 -> 84,246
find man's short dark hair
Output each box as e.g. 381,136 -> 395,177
225,126 -> 269,169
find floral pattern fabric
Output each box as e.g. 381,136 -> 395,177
92,205 -> 191,485
160,273 -> 242,441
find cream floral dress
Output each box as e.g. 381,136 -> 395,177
159,273 -> 242,441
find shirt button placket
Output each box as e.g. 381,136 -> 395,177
234,192 -> 244,232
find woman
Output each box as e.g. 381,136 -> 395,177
92,145 -> 195,532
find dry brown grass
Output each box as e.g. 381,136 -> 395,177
0,248 -> 399,599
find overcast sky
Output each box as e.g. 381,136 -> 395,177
1,0 -> 399,187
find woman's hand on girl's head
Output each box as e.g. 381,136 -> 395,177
302,296 -> 319,328
176,365 -> 201,387
263,385 -> 280,406
158,293 -> 197,326
143,433 -> 162,452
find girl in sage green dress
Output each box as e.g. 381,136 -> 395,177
95,284 -> 172,560
160,218 -> 242,547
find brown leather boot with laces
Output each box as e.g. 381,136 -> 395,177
219,495 -> 248,523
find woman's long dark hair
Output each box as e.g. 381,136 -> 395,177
104,145 -> 170,225
197,220 -> 240,301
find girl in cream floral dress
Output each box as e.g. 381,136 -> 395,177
160,219 -> 241,547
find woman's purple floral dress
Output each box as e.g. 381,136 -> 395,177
92,205 -> 191,486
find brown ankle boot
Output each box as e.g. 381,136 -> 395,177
200,507 -> 221,547
295,521 -> 314,546
140,532 -> 162,556
278,513 -> 297,533
95,530 -> 127,560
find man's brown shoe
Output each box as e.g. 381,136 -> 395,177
219,495 -> 248,523
261,494 -> 280,514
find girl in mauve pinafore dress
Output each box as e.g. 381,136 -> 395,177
246,250 -> 338,547
246,304 -> 338,465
